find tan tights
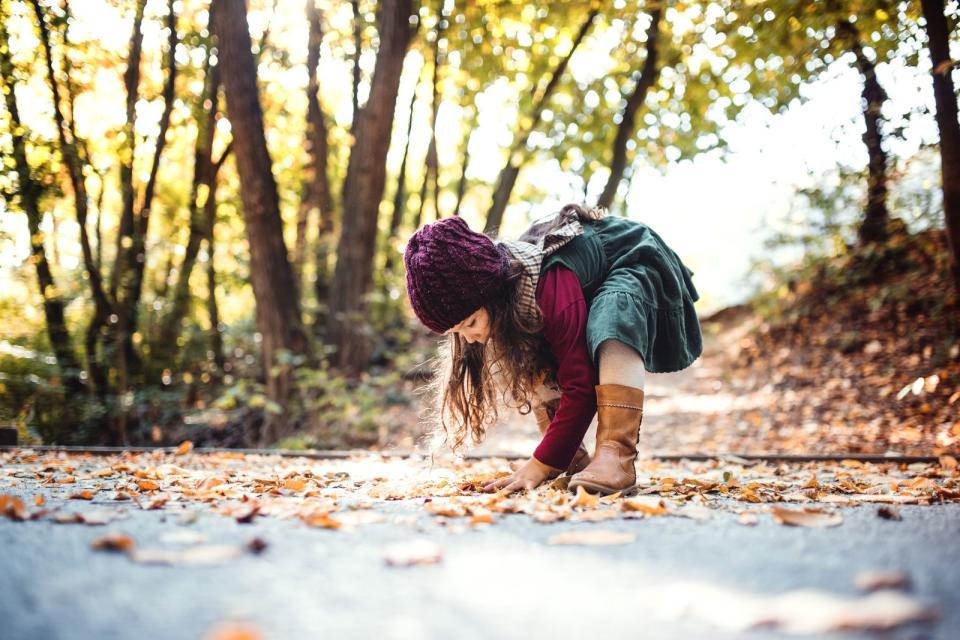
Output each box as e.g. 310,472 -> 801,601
597,339 -> 646,389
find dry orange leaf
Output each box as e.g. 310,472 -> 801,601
91,531 -> 136,553
283,477 -> 307,491
0,494 -> 28,521
468,513 -> 494,525
300,510 -> 341,529
34,495 -> 44,506
621,496 -> 668,516
175,440 -> 194,456
68,490 -> 95,500
571,485 -> 600,509
137,480 -> 160,491
56,476 -> 77,484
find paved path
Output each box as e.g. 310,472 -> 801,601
2,480 -> 957,640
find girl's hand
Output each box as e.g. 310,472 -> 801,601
482,456 -> 563,494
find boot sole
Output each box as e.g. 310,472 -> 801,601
568,478 -> 639,497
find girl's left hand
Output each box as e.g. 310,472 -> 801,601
482,456 -> 563,494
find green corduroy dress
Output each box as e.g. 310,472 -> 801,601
540,215 -> 703,374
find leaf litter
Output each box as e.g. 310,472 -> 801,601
1,446 -> 952,632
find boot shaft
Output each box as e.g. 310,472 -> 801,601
594,383 -> 645,450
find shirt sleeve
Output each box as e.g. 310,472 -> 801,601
532,265 -> 598,470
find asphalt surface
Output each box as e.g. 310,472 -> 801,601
2,482 -> 958,640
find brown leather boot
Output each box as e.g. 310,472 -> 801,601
568,383 -> 645,496
533,397 -> 591,476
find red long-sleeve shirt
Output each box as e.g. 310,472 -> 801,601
532,265 -> 599,470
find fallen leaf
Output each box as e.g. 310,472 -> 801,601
68,490 -> 96,500
571,485 -> 600,509
235,503 -> 261,524
136,480 -> 160,492
283,477 -> 307,491
34,495 -> 44,506
383,539 -> 443,566
468,513 -> 494,525
854,570 -> 911,592
425,500 -> 467,517
246,537 -> 268,554
771,506 -> 843,528
0,494 -> 28,521
621,496 -> 668,516
877,506 -> 902,521
175,440 -> 194,456
91,531 -> 136,553
299,510 -> 341,529
204,621 -> 264,640
547,529 -> 635,546
737,511 -> 760,526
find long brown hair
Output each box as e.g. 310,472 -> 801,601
423,203 -> 606,453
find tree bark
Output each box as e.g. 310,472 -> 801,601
484,8 -> 598,235
452,103 -> 477,218
384,64 -> 423,274
920,0 -> 960,292
836,19 -> 890,245
326,0 -> 414,373
416,1 -> 445,226
294,0 -> 334,289
154,39 -> 221,374
211,0 -> 310,429
29,0 -> 111,400
597,6 -> 662,211
0,17 -> 85,396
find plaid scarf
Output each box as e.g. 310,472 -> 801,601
496,208 -> 584,324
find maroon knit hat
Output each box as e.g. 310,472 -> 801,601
403,216 -> 509,334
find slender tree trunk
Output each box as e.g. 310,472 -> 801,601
384,65 -> 423,273
350,0 -> 362,133
0,20 -> 85,396
110,0 -> 178,443
326,0 -> 414,373
836,19 -> 890,245
484,8 -> 598,235
212,0 -> 310,438
205,161 -> 226,381
154,43 -> 221,374
419,0 -> 445,223
920,0 -> 960,292
452,103 -> 476,218
597,6 -> 662,211
29,0 -> 112,402
111,0 -> 147,302
295,0 -> 334,290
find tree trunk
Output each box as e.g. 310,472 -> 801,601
294,0 -> 334,290
154,40 -> 221,375
0,19 -> 85,396
205,161 -> 226,382
484,8 -> 598,235
29,0 -> 112,401
350,0 -> 362,133
920,0 -> 960,292
452,103 -> 477,218
326,0 -> 414,373
384,65 -> 423,274
111,0 -> 178,444
597,6 -> 662,211
211,0 -> 310,434
837,19 -> 890,245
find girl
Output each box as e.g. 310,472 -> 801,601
403,204 -> 702,496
